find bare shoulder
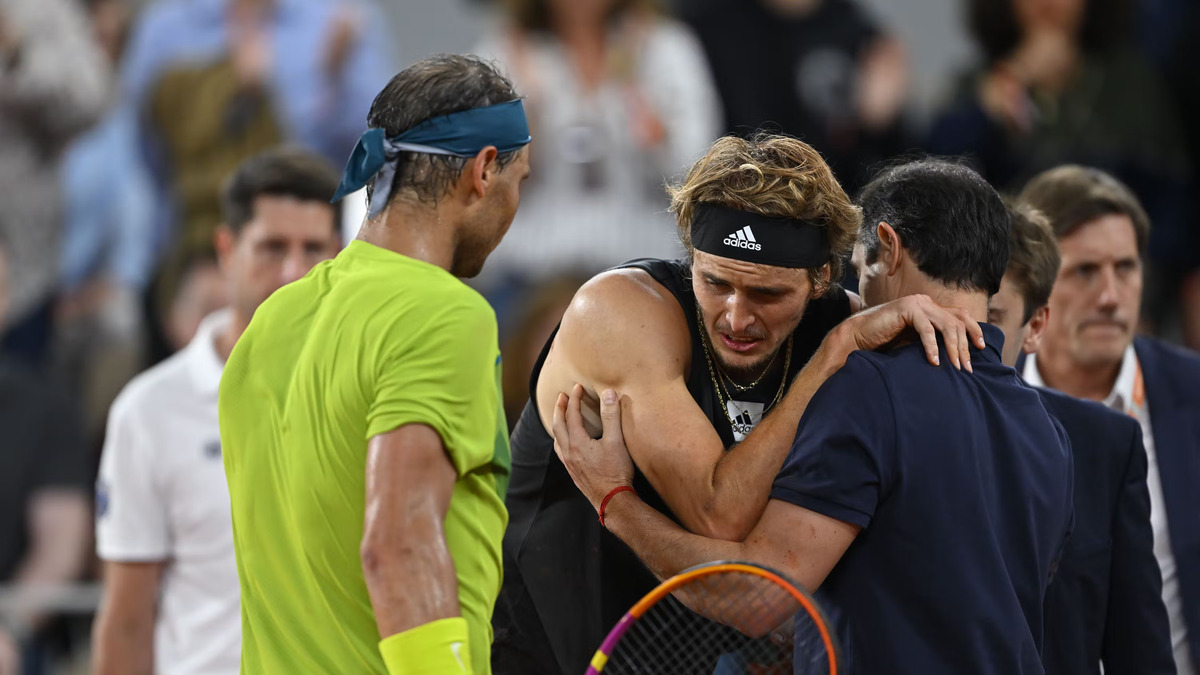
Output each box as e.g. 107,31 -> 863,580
535,268 -> 692,430
557,268 -> 691,377
567,268 -> 679,320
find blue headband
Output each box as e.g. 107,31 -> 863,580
332,99 -> 532,217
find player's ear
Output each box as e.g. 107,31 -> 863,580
1023,305 -> 1049,355
811,264 -> 832,299
467,145 -> 500,201
876,221 -> 902,277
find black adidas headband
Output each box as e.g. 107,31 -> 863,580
689,203 -> 832,269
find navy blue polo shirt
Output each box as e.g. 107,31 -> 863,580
772,323 -> 1073,675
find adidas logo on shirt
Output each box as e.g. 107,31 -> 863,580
726,400 -> 765,442
723,226 -> 762,251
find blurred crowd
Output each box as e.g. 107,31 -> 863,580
0,0 -> 1197,671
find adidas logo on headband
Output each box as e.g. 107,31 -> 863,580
723,226 -> 762,251
692,203 -> 829,268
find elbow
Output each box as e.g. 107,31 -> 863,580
693,507 -> 756,543
359,537 -> 390,581
360,497 -> 449,587
359,532 -> 412,583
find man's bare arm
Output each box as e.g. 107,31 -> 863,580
539,270 -> 779,540
550,392 -> 857,635
91,561 -> 164,675
539,271 -> 980,541
607,497 -> 857,636
361,424 -> 459,639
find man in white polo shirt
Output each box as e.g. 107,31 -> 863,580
91,147 -> 342,675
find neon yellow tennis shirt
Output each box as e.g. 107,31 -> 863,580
219,240 -> 510,674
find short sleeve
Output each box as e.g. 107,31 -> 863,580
95,391 -> 170,561
366,295 -> 499,477
770,354 -> 896,528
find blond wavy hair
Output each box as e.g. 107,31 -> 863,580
669,134 -> 861,295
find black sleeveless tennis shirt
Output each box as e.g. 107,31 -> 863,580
492,258 -> 852,675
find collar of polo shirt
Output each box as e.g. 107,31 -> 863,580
186,309 -> 231,396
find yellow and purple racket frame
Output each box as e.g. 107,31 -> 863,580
585,561 -> 840,675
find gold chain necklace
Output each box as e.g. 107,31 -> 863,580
694,303 -> 779,392
695,303 -> 792,425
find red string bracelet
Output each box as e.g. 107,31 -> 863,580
598,485 -> 636,528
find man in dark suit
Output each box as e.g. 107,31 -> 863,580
1018,166 -> 1200,674
990,203 -> 1175,674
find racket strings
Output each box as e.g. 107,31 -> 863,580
603,569 -> 834,674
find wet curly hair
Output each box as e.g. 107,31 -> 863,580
669,133 -> 861,295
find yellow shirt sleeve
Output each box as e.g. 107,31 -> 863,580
365,293 -> 499,477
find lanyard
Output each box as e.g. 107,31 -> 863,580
1124,360 -> 1146,420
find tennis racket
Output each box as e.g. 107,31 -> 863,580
586,560 -> 841,675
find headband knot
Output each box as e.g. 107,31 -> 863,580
332,99 -> 532,217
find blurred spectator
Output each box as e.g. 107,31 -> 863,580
0,0 -> 109,367
929,0 -> 1187,190
55,0 -> 155,446
499,273 -> 587,430
91,148 -> 341,675
474,0 -> 720,318
0,237 -> 92,675
118,0 -> 391,353
928,0 -> 1191,341
680,0 -> 910,194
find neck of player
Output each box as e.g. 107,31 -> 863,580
906,282 -> 989,325
356,201 -> 460,274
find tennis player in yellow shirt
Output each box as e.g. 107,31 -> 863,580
218,54 -> 531,675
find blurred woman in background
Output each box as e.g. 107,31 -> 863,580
929,0 -> 1192,340
474,0 -> 720,324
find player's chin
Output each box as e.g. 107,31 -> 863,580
718,347 -> 774,375
1075,341 -> 1128,369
